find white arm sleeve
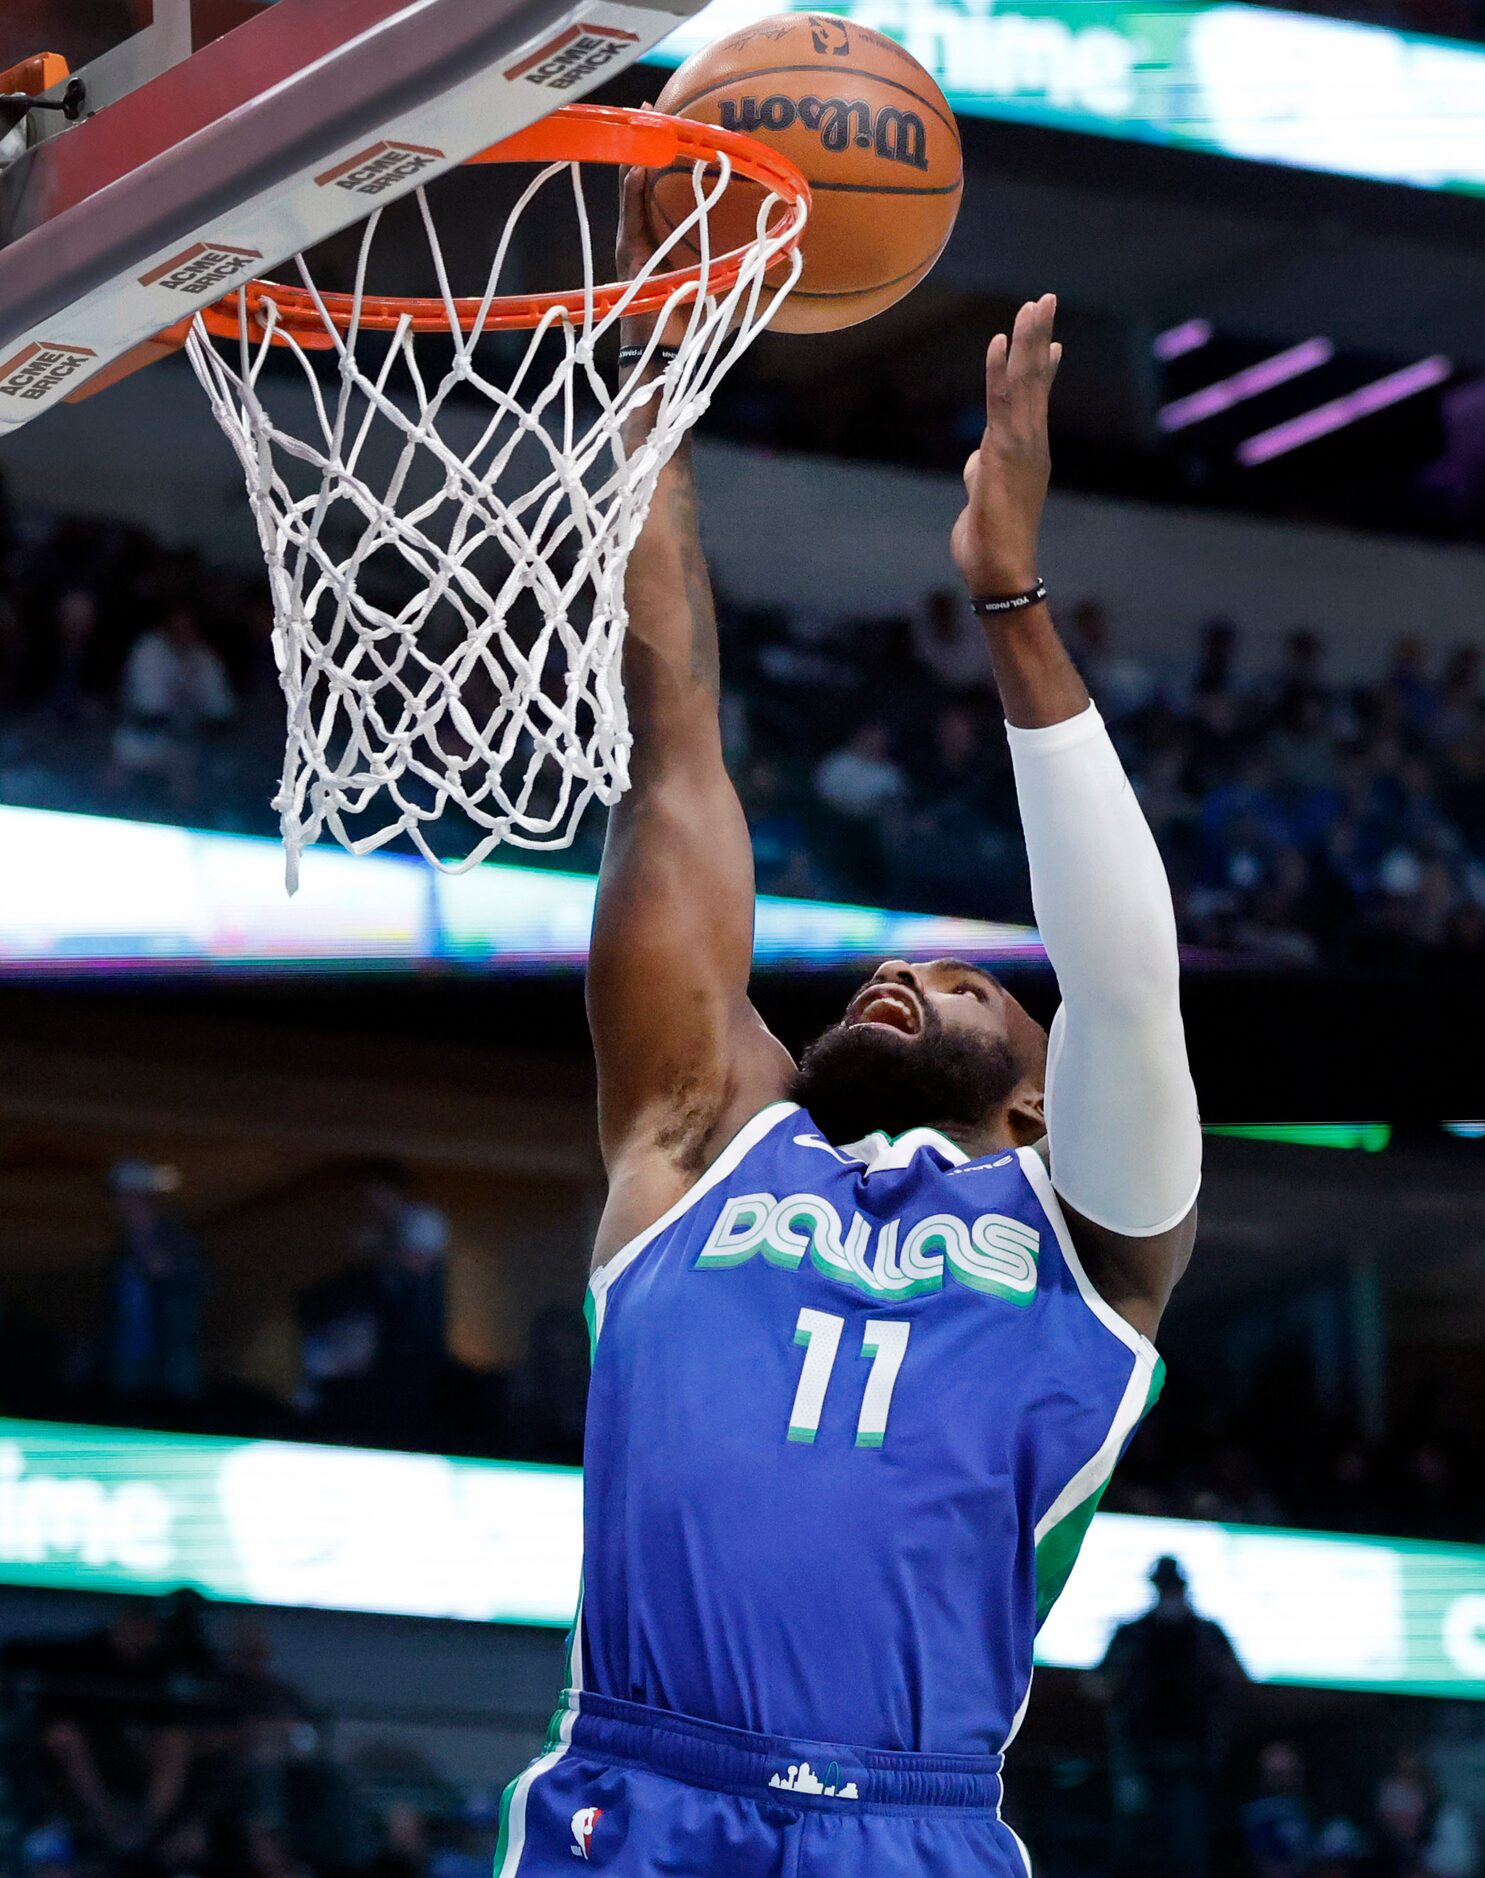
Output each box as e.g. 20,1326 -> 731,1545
1007,702 -> 1201,1237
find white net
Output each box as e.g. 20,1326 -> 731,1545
185,142 -> 803,889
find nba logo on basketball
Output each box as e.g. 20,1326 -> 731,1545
570,1806 -> 602,1858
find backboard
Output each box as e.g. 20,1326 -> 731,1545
0,0 -> 706,431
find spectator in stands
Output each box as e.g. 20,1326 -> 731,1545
1241,1739 -> 1315,1878
93,1159 -> 210,1421
239,1714 -> 383,1878
206,1615 -> 337,1878
891,703 -> 1025,918
812,720 -> 908,821
1065,598 -> 1156,722
297,1163 -> 452,1449
507,1303 -> 589,1465
3,496 -> 1485,965
9,1598 -> 197,1865
108,603 -> 235,809
296,1277 -> 380,1442
1372,1753 -> 1479,1878
1384,634 -> 1441,738
1264,626 -> 1332,720
1098,1555 -> 1248,1878
1434,646 -> 1481,751
44,591 -> 100,726
428,1790 -> 506,1878
907,588 -> 992,695
1312,1817 -> 1374,1877
1190,614 -> 1241,705
811,720 -> 909,892
747,758 -> 835,900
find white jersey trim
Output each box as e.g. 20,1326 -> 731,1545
841,1125 -> 970,1171
1015,1146 -> 1159,1367
1001,1669 -> 1034,1753
588,1102 -> 799,1339
1033,1348 -> 1156,1548
494,1698 -> 578,1877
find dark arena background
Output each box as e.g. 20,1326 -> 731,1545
0,1 -> 1484,1874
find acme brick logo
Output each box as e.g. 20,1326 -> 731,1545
505,23 -> 639,90
138,244 -> 264,298
140,242 -> 264,297
316,142 -> 445,197
0,341 -> 97,403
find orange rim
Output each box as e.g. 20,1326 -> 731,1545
196,104 -> 810,346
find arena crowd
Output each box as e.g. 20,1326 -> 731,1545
0,502 -> 1481,972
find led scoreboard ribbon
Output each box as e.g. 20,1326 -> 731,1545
651,1 -> 1485,200
5,1416 -> 1485,1697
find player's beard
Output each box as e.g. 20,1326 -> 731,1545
789,1005 -> 1023,1147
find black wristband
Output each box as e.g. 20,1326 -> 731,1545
617,344 -> 680,370
969,580 -> 1048,617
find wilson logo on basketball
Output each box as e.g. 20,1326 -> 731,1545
506,24 -> 640,90
0,341 -> 96,402
718,96 -> 930,171
140,243 -> 264,297
316,142 -> 445,197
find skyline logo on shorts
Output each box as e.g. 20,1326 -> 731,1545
570,1805 -> 602,1858
768,1760 -> 859,1799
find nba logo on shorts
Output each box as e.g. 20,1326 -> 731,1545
570,1806 -> 602,1858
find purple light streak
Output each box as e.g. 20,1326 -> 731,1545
1159,338 -> 1335,432
1239,356 -> 1453,466
1154,318 -> 1213,362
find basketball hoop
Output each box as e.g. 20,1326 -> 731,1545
184,105 -> 809,889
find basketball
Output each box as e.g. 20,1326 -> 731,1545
646,13 -> 963,334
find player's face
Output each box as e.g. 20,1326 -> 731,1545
789,959 -> 1046,1146
845,959 -> 1019,1050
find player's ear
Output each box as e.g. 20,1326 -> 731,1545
1006,1083 -> 1045,1147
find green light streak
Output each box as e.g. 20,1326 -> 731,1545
1205,1123 -> 1392,1152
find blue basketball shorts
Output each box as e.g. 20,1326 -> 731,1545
493,1690 -> 1034,1875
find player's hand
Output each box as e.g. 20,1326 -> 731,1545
616,147 -> 694,354
950,294 -> 1062,597
616,160 -> 658,287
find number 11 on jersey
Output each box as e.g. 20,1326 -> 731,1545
788,1309 -> 912,1448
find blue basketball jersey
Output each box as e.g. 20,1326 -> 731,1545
579,1101 -> 1165,1759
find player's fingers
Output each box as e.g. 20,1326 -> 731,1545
619,163 -> 647,226
1010,294 -> 1055,387
1040,295 -> 1059,376
1006,300 -> 1036,376
617,164 -> 651,276
621,114 -> 655,205
984,332 -> 1010,416
1049,340 -> 1064,383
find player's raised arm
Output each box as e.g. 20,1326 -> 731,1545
586,172 -> 794,1264
952,294 -> 1202,1342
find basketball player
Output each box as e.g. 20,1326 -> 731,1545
493,178 -> 1202,1875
